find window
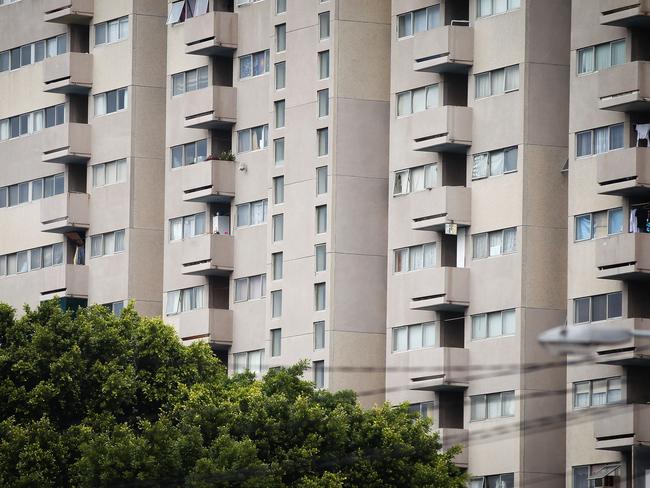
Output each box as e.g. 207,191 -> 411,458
104,301 -> 125,315
314,321 -> 325,349
573,292 -> 622,324
89,230 -> 126,258
169,212 -> 205,241
473,228 -> 517,259
475,65 -> 519,98
318,50 -> 330,79
317,127 -> 328,156
472,309 -> 516,339
397,5 -> 441,38
0,243 -> 64,277
276,0 -> 286,14
470,473 -> 514,488
274,138 -> 285,166
578,39 -> 626,75
472,147 -> 518,179
234,349 -> 264,375
573,464 -> 622,488
394,243 -> 436,272
276,23 -> 286,52
234,274 -> 267,302
316,205 -> 327,234
237,124 -> 269,153
393,164 -> 437,195
271,329 -> 282,357
273,176 -> 285,204
316,166 -> 328,194
272,252 -> 283,280
319,11 -> 330,40
236,200 -> 267,228
477,0 -> 520,17
0,104 -> 65,142
470,391 -> 515,420
396,84 -> 439,116
408,402 -> 435,422
171,139 -> 208,168
0,34 -> 67,74
273,214 -> 284,242
575,208 -> 623,241
92,159 -> 127,187
315,282 -> 326,311
95,16 -> 129,45
275,61 -> 286,89
318,89 -> 329,117
0,174 -> 64,208
573,377 -> 622,409
271,290 -> 282,318
94,88 -> 128,116
313,360 -> 325,388
171,66 -> 209,96
275,100 -> 286,128
576,123 -> 624,157
239,50 -> 270,79
166,0 -> 209,24
392,322 -> 436,352
315,244 -> 326,272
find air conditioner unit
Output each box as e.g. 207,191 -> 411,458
594,476 -> 615,488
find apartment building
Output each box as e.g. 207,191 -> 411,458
566,1 -> 650,487
0,0 -> 166,316
162,0 -> 391,404
386,0 -> 569,486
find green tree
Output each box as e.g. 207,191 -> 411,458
0,300 -> 466,487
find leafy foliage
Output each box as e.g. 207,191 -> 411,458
0,300 -> 466,487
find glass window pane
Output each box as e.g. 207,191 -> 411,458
472,314 -> 487,339
103,232 -> 115,255
318,89 -> 329,117
238,130 -> 251,153
503,228 -> 517,254
575,214 -> 592,241
319,50 -> 329,79
422,322 -> 435,347
398,13 -> 413,38
487,312 -> 502,337
426,84 -> 438,109
318,128 -> 328,156
315,244 -> 326,272
172,73 -> 185,96
106,90 -> 117,114
487,393 -> 501,418
315,282 -> 326,310
52,243 -> 63,264
611,40 -> 626,66
235,278 -> 248,302
114,230 -> 125,252
108,20 -> 119,43
412,87 -> 426,113
607,292 -> 622,318
491,68 -> 505,95
253,50 -> 267,76
593,211 -> 608,239
473,233 -> 488,259
472,153 -> 489,179
427,5 -> 440,29
505,65 -> 519,91
314,321 -> 325,349
490,151 -> 505,176
271,290 -> 282,318
594,127 -> 609,154
609,124 -> 624,150
423,243 -> 435,268
317,166 -> 328,194
186,69 -> 198,92
119,17 -> 129,40
18,182 -> 29,203
16,251 -> 29,273
408,324 -> 422,350
502,391 -> 515,417
275,61 -> 286,89
30,248 -> 42,270
274,138 -> 285,166
471,396 -> 486,420
595,43 -> 611,71
504,147 -> 518,172
57,34 -> 67,55
574,297 -> 591,323
31,179 -> 43,200
319,11 -> 330,39
397,91 -> 412,116
608,208 -> 623,234
502,309 -> 516,335
494,0 -> 507,14
276,23 -> 286,52
240,55 -> 252,79
414,9 -> 427,33
0,51 -> 9,72
489,231 -> 503,256
43,247 -> 53,267
20,44 -> 31,67
95,23 -> 107,45
578,47 -> 594,74
271,329 -> 281,357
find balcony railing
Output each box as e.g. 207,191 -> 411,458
597,147 -> 650,196
184,86 -> 237,130
166,308 -> 233,346
181,233 -> 234,276
184,11 -> 238,57
43,53 -> 93,94
600,0 -> 650,27
43,0 -> 93,24
411,106 -> 472,153
40,264 -> 88,298
40,192 -> 90,233
594,404 -> 650,450
576,318 -> 650,365
42,123 -> 91,164
409,186 -> 471,232
182,159 -> 235,203
598,61 -> 650,112
438,428 -> 468,467
408,347 -> 469,391
595,232 -> 650,280
413,24 -> 473,74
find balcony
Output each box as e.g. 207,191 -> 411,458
40,192 -> 90,233
184,11 -> 238,57
182,159 -> 235,203
42,123 -> 91,164
166,308 -> 233,347
413,25 -> 473,74
594,404 -> 650,451
438,428 -> 469,467
184,86 -> 237,130
43,0 -> 93,24
600,0 -> 650,27
411,106 -> 472,153
40,264 -> 88,298
393,266 -> 469,312
181,233 -> 234,276
597,148 -> 650,197
598,61 -> 650,112
582,318 -> 650,365
43,53 -> 93,94
408,347 -> 469,391
595,233 -> 650,280
410,186 -> 471,232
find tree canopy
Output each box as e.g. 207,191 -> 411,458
0,300 -> 466,487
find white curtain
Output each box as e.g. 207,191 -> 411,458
475,73 -> 491,98
488,312 -> 502,337
503,228 -> 516,253
114,230 -> 125,252
578,47 -> 594,74
490,68 -> 505,96
397,92 -> 411,116
411,166 -> 425,191
576,131 -> 592,157
166,290 -> 180,315
489,231 -> 503,256
502,309 -> 516,335
409,245 -> 423,271
490,151 -> 504,176
422,322 -> 436,347
394,171 -> 409,194
425,164 -> 437,188
478,0 -> 492,17
394,248 -> 408,272
611,40 -> 626,66
595,43 -> 610,71
235,278 -> 248,302
473,233 -> 488,258
412,87 -> 426,113
487,393 -> 501,418
494,0 -> 507,14
423,243 -> 435,268
252,201 -> 265,225
472,315 -> 487,339
170,218 -> 182,241
504,65 -> 519,91
103,232 -> 115,255
413,9 -> 427,33
427,5 -> 440,29
94,94 -> 106,116
426,84 -> 439,109
408,324 -> 422,350
594,127 -> 609,154
472,153 -> 489,179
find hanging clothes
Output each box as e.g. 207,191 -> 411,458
630,208 -> 638,233
636,124 -> 650,146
